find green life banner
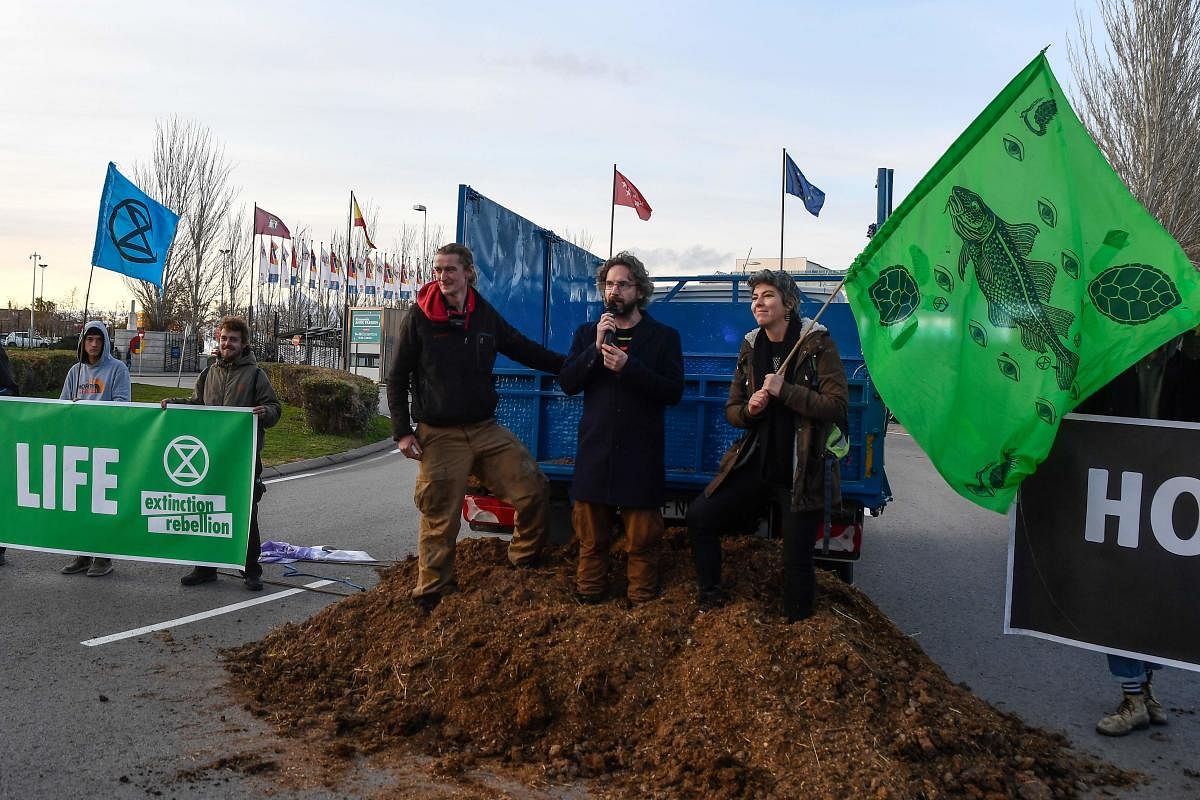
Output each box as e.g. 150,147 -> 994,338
845,53 -> 1200,513
0,397 -> 255,567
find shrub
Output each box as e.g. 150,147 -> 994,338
260,363 -> 379,435
7,350 -> 78,394
300,376 -> 373,434
260,362 -> 325,406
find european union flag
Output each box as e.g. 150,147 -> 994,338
784,153 -> 826,217
91,162 -> 180,287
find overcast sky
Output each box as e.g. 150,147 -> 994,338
0,0 -> 1093,313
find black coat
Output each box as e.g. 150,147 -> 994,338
559,312 -> 684,508
387,291 -> 564,439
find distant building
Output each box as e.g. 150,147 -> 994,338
734,256 -> 845,301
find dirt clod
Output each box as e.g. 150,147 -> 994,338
225,531 -> 1136,798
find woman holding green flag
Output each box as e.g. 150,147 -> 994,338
686,269 -> 849,622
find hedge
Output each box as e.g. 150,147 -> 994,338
6,350 -> 79,394
260,363 -> 380,435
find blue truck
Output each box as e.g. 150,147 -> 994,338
454,185 -> 891,582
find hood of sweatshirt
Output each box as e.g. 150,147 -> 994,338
416,280 -> 476,326
77,320 -> 117,367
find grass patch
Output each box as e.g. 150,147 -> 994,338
33,383 -> 391,468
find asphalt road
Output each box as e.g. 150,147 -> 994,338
1,427 -> 1196,798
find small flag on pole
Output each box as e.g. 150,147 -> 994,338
254,206 -> 292,239
351,192 -> 376,249
91,162 -> 181,286
258,243 -> 268,283
614,169 -> 652,221
784,154 -> 825,217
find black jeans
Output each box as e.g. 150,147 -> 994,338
686,465 -> 819,620
194,472 -> 263,578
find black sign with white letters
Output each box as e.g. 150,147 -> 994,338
1006,414 -> 1200,671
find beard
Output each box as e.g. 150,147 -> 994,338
607,296 -> 637,318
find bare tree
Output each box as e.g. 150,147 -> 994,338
220,206 -> 250,318
561,227 -> 597,253
1070,0 -> 1200,415
126,118 -> 236,332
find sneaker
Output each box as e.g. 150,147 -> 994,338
1142,681 -> 1168,726
1096,693 -> 1150,736
243,575 -> 263,592
180,567 -> 218,586
61,556 -> 93,575
86,558 -> 114,577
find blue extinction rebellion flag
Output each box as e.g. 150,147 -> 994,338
91,162 -> 181,286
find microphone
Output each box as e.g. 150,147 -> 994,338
602,301 -> 617,346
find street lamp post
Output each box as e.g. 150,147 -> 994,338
39,263 -> 48,338
413,204 -> 427,283
28,251 -> 40,335
218,248 -> 232,316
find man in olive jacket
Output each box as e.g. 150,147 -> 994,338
559,252 -> 683,604
161,316 -> 280,590
388,243 -> 564,610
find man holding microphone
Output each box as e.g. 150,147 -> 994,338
559,252 -> 684,605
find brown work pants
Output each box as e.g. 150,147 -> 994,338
572,500 -> 664,603
412,420 -> 548,598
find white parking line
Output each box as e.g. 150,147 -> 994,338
264,448 -> 400,484
81,580 -> 334,646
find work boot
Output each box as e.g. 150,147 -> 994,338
697,586 -> 731,613
1096,693 -> 1150,736
86,558 -> 114,577
1142,680 -> 1168,726
61,556 -> 92,575
412,592 -> 442,613
180,566 -> 218,586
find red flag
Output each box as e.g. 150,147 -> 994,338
254,206 -> 292,239
614,169 -> 652,221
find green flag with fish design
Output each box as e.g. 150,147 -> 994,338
845,52 -> 1200,512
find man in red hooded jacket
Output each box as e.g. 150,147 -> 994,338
387,243 -> 564,610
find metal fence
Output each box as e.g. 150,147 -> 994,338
252,328 -> 342,369
162,332 -> 203,373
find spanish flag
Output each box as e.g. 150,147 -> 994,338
351,192 -> 376,250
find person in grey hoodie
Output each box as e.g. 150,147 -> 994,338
59,321 -> 132,578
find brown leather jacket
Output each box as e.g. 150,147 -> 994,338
705,321 -> 849,511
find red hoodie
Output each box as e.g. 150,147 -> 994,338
416,281 -> 476,328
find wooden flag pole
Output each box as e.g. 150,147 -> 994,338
775,276 -> 848,375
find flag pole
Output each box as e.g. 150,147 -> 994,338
776,276 -> 848,375
82,265 -> 95,322
344,191 -> 352,372
609,163 -> 616,259
779,148 -> 786,274
249,204 -> 257,332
